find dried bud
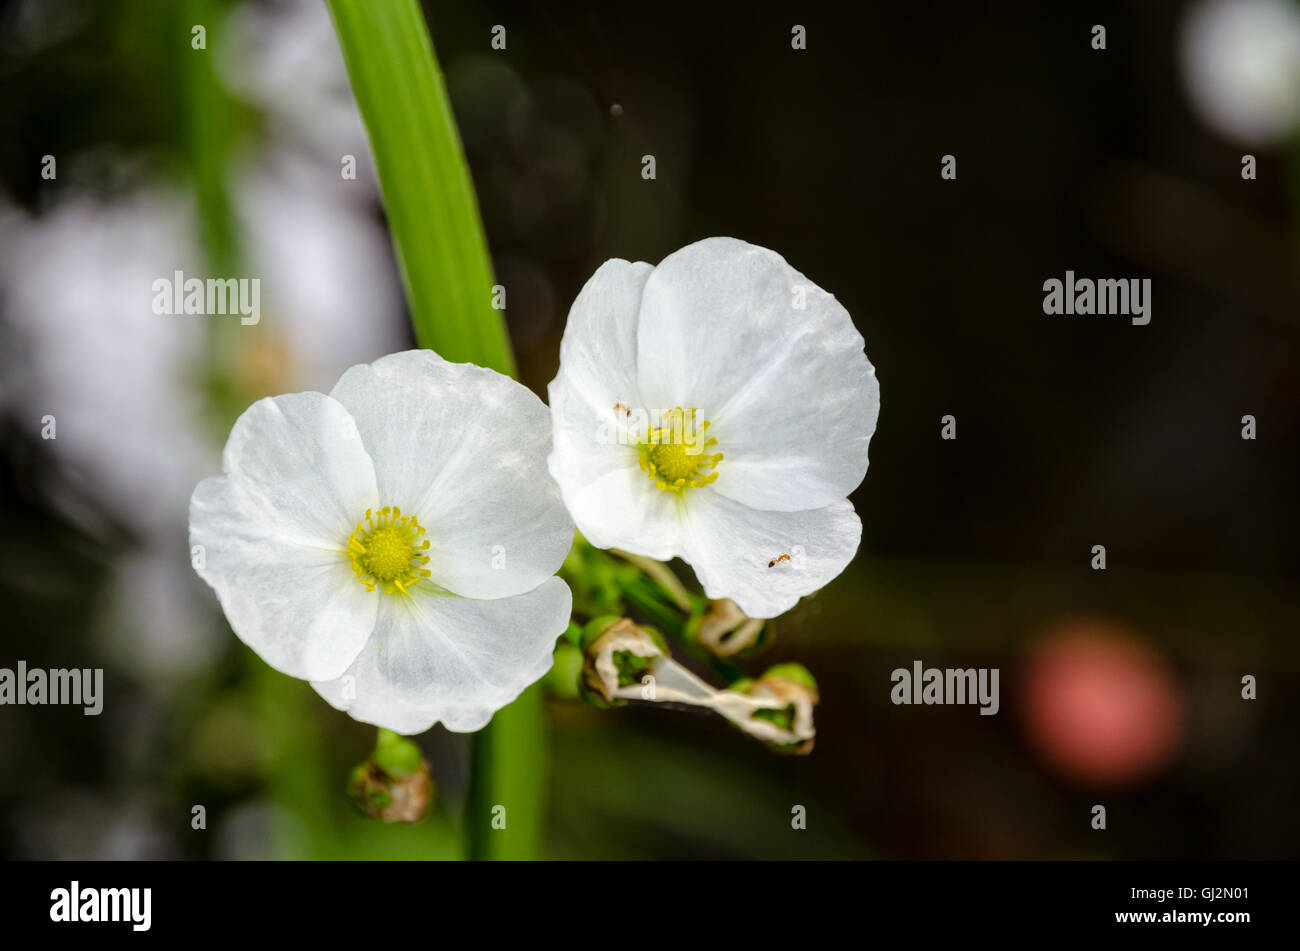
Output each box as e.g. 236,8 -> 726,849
580,617 -> 668,707
347,729 -> 435,822
732,663 -> 820,754
692,598 -> 768,658
580,618 -> 820,754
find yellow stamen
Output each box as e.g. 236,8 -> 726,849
637,407 -> 723,493
347,506 -> 432,595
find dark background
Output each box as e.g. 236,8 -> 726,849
0,0 -> 1296,858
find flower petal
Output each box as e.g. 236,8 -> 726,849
680,493 -> 862,619
330,350 -> 574,599
189,392 -> 380,680
553,257 -> 653,417
635,237 -> 879,511
550,443 -> 684,558
311,577 -> 572,733
548,259 -> 687,554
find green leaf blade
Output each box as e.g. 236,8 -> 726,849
326,0 -> 515,375
327,0 -> 544,859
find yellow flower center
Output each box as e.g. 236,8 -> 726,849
637,407 -> 723,492
347,506 -> 431,595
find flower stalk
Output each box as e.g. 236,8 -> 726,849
325,0 -> 544,858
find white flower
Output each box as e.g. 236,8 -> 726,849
190,350 -> 575,733
547,237 -> 879,618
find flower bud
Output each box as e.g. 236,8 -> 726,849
547,640 -> 585,700
347,729 -> 435,822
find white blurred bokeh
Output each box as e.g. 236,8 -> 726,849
1180,0 -> 1300,145
0,0 -> 406,679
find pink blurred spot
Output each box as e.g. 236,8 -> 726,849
1023,619 -> 1184,786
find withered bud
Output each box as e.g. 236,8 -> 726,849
347,729 -> 435,822
730,663 -> 820,754
580,617 -> 669,707
693,598 -> 767,658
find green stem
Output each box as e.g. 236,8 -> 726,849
326,0 -> 539,858
622,578 -> 686,637
465,684 -> 547,860
178,0 -> 241,419
325,0 -> 514,374
611,549 -> 694,612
